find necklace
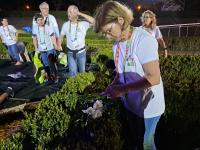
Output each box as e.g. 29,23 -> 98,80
38,26 -> 46,44
3,26 -> 13,40
69,21 -> 78,42
115,27 -> 135,73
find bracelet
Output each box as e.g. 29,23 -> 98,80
163,47 -> 167,50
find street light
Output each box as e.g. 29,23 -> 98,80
25,5 -> 30,10
136,5 -> 142,11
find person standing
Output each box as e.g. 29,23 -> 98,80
140,10 -> 168,58
59,5 -> 94,76
32,2 -> 60,44
94,1 -> 165,150
32,13 -> 59,83
0,18 -> 21,65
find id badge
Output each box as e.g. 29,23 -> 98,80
125,58 -> 135,72
127,57 -> 135,66
40,42 -> 47,50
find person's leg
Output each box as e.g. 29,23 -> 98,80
77,51 -> 86,73
143,116 -> 161,150
7,45 -> 16,61
16,41 -> 27,62
67,52 -> 77,76
41,51 -> 51,80
9,44 -> 21,65
47,49 -> 58,81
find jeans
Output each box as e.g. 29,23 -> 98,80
67,50 -> 86,76
144,116 -> 161,150
7,44 -> 20,62
41,49 -> 56,67
121,108 -> 161,150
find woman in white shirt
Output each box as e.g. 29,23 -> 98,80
94,1 -> 165,150
140,10 -> 168,58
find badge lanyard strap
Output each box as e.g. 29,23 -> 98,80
69,21 -> 78,42
38,26 -> 46,44
115,35 -> 133,73
3,26 -> 13,40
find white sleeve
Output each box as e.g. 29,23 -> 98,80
10,25 -> 17,33
61,23 -> 67,36
47,26 -> 54,36
32,17 -> 38,35
136,36 -> 159,65
155,26 -> 162,39
82,21 -> 90,31
51,15 -> 60,37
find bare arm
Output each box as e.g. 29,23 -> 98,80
15,31 -> 19,41
102,60 -> 161,98
157,38 -> 168,58
124,60 -> 160,92
78,12 -> 94,25
32,37 -> 38,51
51,35 -> 58,50
58,34 -> 65,50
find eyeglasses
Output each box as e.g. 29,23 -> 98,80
144,16 -> 152,19
103,22 -> 115,36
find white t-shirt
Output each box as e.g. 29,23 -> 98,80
113,27 -> 165,118
0,25 -> 17,46
32,25 -> 54,52
61,21 -> 90,51
140,26 -> 162,39
32,14 -> 59,38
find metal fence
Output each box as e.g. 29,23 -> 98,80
159,23 -> 200,37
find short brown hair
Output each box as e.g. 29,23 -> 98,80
34,13 -> 44,21
94,1 -> 133,33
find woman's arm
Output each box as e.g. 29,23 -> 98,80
157,38 -> 168,58
103,60 -> 161,98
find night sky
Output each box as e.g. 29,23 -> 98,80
0,0 -> 199,12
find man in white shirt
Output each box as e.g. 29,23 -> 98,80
0,18 -> 21,65
59,5 -> 94,76
32,2 -> 60,44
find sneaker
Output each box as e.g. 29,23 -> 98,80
5,87 -> 15,97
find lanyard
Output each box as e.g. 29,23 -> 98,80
38,26 -> 46,43
115,33 -> 132,73
69,21 -> 78,42
3,26 -> 13,39
44,16 -> 49,26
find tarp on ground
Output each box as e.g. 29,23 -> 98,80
0,59 -> 67,110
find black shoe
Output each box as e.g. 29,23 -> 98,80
6,87 -> 15,97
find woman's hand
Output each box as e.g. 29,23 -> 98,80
101,84 -> 127,98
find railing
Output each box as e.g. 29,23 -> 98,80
158,23 -> 200,37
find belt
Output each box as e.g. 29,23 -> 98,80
66,47 -> 86,59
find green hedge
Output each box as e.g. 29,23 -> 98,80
163,36 -> 200,51
1,31 -> 200,149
